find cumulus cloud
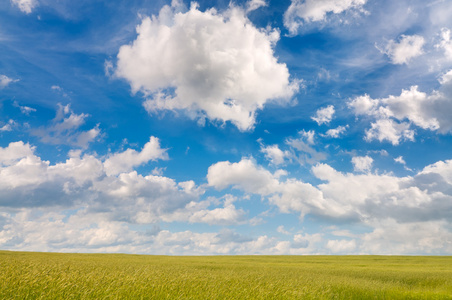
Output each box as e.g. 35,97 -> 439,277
0,120 -> 16,132
208,156 -> 452,247
351,155 -> 373,173
11,0 -> 37,14
2,142 -> 452,254
436,28 -> 452,60
0,75 -> 18,88
0,209 -> 325,254
284,0 -> 367,34
312,105 -> 335,125
246,0 -> 267,13
115,2 -> 299,131
30,104 -> 100,148
365,119 -> 414,145
394,155 -> 413,171
323,125 -> 348,138
13,101 -> 36,115
326,239 -> 356,253
348,71 -> 452,144
286,130 -> 327,165
207,158 -> 345,218
0,140 -> 199,221
380,34 -> 425,64
260,144 -> 292,165
260,130 -> 326,167
103,137 -> 168,176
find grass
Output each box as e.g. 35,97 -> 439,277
1,251 -> 451,299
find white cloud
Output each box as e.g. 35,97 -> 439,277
326,239 -> 356,253
260,144 -> 291,165
207,158 -> 343,218
286,131 -> 327,165
361,220 -> 452,255
30,104 -> 100,148
299,129 -> 316,145
115,2 -> 299,131
349,73 -> 452,144
207,158 -> 279,195
277,225 -> 290,235
0,140 -> 205,224
284,0 -> 367,34
0,120 -> 16,132
394,156 -> 406,165
381,34 -> 425,65
312,105 -> 335,125
246,0 -> 267,13
11,0 -> 37,14
351,155 -> 373,173
0,75 -> 18,88
394,155 -> 412,171
365,119 -> 414,145
436,28 -> 452,60
104,137 -> 169,176
323,125 -> 348,138
2,142 -> 452,254
13,101 -> 36,115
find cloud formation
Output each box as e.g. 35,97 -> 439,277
381,35 -> 425,64
115,2 -> 299,131
284,0 -> 367,34
348,70 -> 452,144
0,75 -> 18,88
104,137 -> 169,176
10,0 -> 37,14
312,105 -> 335,125
351,155 -> 373,173
30,104 -> 100,148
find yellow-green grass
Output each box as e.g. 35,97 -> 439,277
1,251 -> 451,299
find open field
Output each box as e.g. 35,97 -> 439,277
1,251 -> 451,299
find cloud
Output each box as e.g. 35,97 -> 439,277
312,105 -> 335,125
323,125 -> 348,138
0,120 -> 16,132
326,239 -> 356,253
380,34 -> 425,64
30,104 -> 100,148
207,158 -> 344,218
246,0 -> 267,13
207,158 -> 279,195
0,75 -> 18,88
351,155 -> 373,173
0,140 -> 206,224
286,130 -> 327,165
13,101 -> 36,115
365,119 -> 414,145
348,71 -> 452,144
394,155 -> 413,171
10,0 -> 37,14
260,144 -> 292,165
260,130 -> 326,166
115,2 -> 299,131
2,142 -> 452,254
104,137 -> 169,176
283,0 -> 367,34
435,28 -> 452,60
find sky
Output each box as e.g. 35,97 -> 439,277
1,0 -> 452,255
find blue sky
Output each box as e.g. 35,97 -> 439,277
1,0 -> 452,254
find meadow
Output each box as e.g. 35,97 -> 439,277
1,251 -> 451,299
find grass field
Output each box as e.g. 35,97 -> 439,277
1,251 -> 451,299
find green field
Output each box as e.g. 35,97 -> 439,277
1,251 -> 451,299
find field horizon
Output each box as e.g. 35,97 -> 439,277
2,250 -> 451,299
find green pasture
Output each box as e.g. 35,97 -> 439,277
1,251 -> 451,299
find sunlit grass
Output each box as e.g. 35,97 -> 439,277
1,251 -> 451,299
